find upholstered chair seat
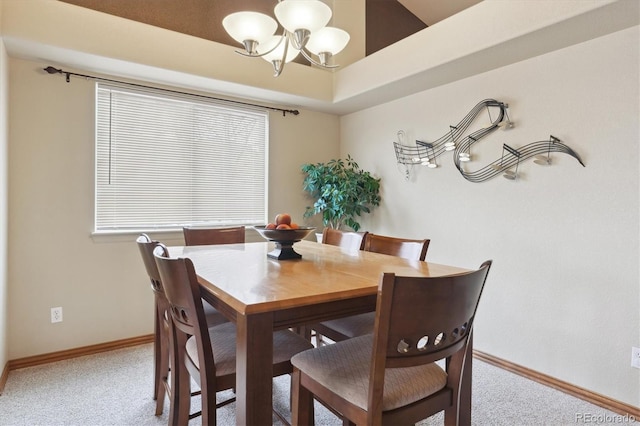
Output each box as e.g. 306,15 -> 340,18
291,335 -> 447,412
184,321 -> 314,379
314,312 -> 375,342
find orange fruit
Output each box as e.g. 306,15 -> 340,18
275,213 -> 291,225
276,224 -> 291,230
265,223 -> 276,229
289,223 -> 299,229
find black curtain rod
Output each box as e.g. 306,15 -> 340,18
43,66 -> 300,116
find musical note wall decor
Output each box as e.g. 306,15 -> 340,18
394,99 -> 510,179
455,135 -> 584,182
393,99 -> 585,182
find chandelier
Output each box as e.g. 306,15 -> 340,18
222,0 -> 350,77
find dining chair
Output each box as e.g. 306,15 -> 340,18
182,225 -> 245,246
291,260 -> 492,426
307,229 -> 368,343
153,243 -> 314,425
321,228 -> 368,251
362,232 -> 430,261
313,233 -> 430,344
135,234 -> 229,416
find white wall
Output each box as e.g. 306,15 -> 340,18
6,58 -> 339,359
340,26 -> 639,407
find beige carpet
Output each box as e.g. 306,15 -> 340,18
0,343 -> 628,425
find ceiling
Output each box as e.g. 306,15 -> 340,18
3,0 -> 637,115
57,0 -> 480,57
399,0 -> 481,26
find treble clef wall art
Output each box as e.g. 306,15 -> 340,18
393,99 -> 585,182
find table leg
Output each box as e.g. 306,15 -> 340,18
235,311 -> 274,425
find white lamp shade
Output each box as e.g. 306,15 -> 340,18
258,36 -> 300,63
306,27 -> 350,55
222,11 -> 277,45
274,0 -> 332,33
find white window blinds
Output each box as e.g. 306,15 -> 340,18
95,84 -> 268,232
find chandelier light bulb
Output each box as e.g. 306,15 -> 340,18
259,36 -> 300,63
258,35 -> 300,76
222,12 -> 277,53
306,27 -> 350,57
274,0 -> 332,34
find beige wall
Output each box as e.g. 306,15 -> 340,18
6,57 -> 339,359
0,19 -> 8,377
2,0 -> 638,412
340,26 -> 640,407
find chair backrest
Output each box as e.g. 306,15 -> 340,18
322,228 -> 368,251
136,233 -> 164,296
183,226 -> 245,246
368,260 -> 492,415
362,233 -> 430,261
153,244 -> 218,384
153,244 -> 210,340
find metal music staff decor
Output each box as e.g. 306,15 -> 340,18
456,135 -> 584,182
394,99 -> 511,180
393,99 -> 585,182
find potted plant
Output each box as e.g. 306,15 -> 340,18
301,155 -> 381,232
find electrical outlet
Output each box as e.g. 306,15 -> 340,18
51,307 -> 63,323
632,347 -> 640,369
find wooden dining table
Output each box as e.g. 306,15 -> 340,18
168,239 -> 472,425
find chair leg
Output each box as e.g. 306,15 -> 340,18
291,369 -> 314,426
153,304 -> 161,401
200,370 -> 218,426
444,337 -> 473,426
301,326 -> 312,341
155,321 -> 169,414
169,332 -> 191,426
444,406 -> 458,426
155,307 -> 169,415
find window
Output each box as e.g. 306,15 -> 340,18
95,84 -> 268,233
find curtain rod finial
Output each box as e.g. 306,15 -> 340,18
44,66 -> 70,82
44,66 -> 62,74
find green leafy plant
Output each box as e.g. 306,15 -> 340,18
301,155 -> 381,231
